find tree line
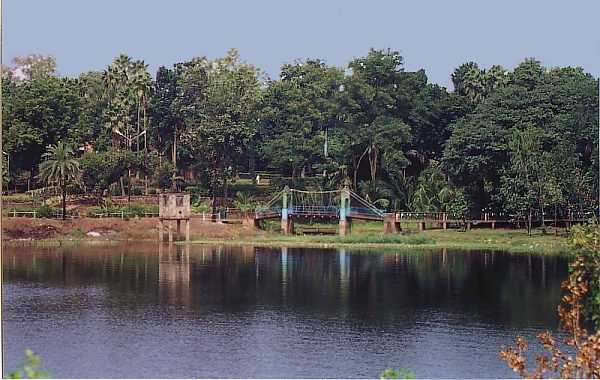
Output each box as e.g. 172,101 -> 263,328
2,48 -> 599,221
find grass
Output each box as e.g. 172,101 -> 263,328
190,220 -> 572,255
419,228 -> 570,254
69,228 -> 86,239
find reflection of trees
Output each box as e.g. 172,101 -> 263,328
4,245 -> 568,328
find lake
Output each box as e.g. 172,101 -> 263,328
3,243 -> 568,378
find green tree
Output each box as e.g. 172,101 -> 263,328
443,59 -> 598,214
38,142 -> 81,219
76,71 -> 110,149
499,126 -> 560,234
104,54 -> 150,151
258,59 -> 345,178
3,76 -> 83,187
10,54 -> 57,81
340,49 -> 411,188
151,58 -> 211,181
180,49 -> 262,214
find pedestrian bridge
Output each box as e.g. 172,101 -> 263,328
252,187 -> 393,235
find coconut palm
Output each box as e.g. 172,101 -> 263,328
234,191 -> 256,213
358,180 -> 391,209
38,142 -> 81,220
485,64 -> 509,93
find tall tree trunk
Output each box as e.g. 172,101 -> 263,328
143,100 -> 148,151
61,181 -> 67,221
172,125 -> 178,188
554,204 -> 558,235
527,207 -> 532,236
211,159 -> 220,222
120,177 -> 126,197
356,146 -> 370,188
127,169 -> 132,207
368,144 -> 379,182
137,100 -> 141,151
29,166 -> 35,192
352,154 -> 358,190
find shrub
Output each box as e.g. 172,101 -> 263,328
500,220 -> 600,378
123,203 -> 158,217
8,349 -> 50,379
35,204 -> 54,218
192,200 -> 212,214
156,162 -> 175,190
185,185 -> 209,203
87,202 -> 158,218
379,368 -> 415,380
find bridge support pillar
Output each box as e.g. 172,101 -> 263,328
339,187 -> 351,236
383,213 -> 401,234
339,219 -> 351,236
418,221 -> 426,231
282,217 -> 294,235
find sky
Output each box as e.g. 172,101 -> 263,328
4,0 -> 600,88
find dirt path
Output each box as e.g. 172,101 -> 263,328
2,217 -> 259,241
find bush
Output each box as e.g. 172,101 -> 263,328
110,185 -> 122,197
192,200 -> 212,213
156,162 -> 175,190
123,203 -> 158,217
185,185 -> 209,203
229,183 -> 270,197
8,349 -> 50,379
87,202 -> 158,218
35,204 -> 55,218
379,368 -> 415,380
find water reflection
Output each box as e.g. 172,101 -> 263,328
158,244 -> 190,306
3,244 -> 569,378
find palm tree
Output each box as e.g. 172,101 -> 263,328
38,142 -> 81,220
485,64 -> 509,93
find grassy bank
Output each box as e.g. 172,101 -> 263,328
187,222 -> 572,255
2,217 -> 572,255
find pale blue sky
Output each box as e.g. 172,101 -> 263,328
4,0 -> 600,87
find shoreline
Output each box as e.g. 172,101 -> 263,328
2,231 -> 572,256
180,238 -> 571,255
0,216 -> 572,255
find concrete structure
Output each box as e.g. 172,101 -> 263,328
383,213 -> 402,233
339,188 -> 351,236
158,193 -> 191,242
281,187 -> 294,234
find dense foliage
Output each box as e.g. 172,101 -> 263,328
2,52 -> 598,218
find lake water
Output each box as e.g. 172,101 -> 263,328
3,243 -> 568,378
